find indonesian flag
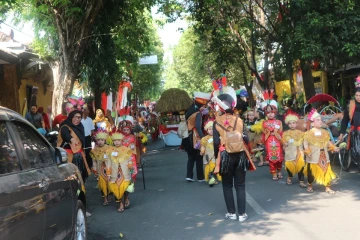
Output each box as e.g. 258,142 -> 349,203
101,92 -> 113,112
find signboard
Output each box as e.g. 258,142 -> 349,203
139,55 -> 158,65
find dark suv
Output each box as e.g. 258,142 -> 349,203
0,106 -> 87,239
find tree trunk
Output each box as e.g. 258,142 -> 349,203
94,86 -> 102,110
301,61 -> 315,101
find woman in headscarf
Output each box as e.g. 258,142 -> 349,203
57,109 -> 91,182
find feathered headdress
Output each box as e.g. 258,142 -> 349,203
212,86 -> 237,111
212,74 -> 227,92
67,95 -> 85,109
94,129 -> 109,140
284,110 -> 300,124
118,120 -> 133,130
261,89 -> 278,113
110,129 -> 124,140
308,108 -> 321,121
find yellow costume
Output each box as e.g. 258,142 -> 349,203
200,135 -> 222,182
90,145 -> 111,197
106,145 -> 133,201
282,129 -> 305,176
303,128 -> 336,186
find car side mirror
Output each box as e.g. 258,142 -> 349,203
55,147 -> 68,164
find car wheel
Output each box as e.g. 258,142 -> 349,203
75,200 -> 87,240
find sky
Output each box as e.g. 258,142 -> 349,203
151,6 -> 188,61
0,6 -> 187,59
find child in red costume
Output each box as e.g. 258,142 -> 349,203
261,93 -> 284,180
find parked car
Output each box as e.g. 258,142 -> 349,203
0,106 -> 87,240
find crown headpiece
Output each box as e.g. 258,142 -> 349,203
67,95 -> 85,109
284,110 -> 300,124
308,108 -> 321,121
110,129 -> 124,140
94,129 -> 109,140
260,89 -> 277,113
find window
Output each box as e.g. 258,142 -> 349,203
13,121 -> 53,168
0,121 -> 20,174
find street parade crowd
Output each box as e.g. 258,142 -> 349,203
180,74 -> 360,222
23,74 -> 360,223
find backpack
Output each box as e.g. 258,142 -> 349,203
177,121 -> 189,139
216,116 -> 244,153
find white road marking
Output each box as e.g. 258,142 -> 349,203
246,191 -> 267,215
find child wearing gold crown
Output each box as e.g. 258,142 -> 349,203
303,109 -> 339,194
107,130 -> 133,212
282,111 -> 306,187
261,92 -> 284,180
200,120 -> 221,186
90,130 -> 112,205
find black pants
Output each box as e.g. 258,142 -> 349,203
84,136 -> 93,169
286,166 -> 305,181
183,137 -> 204,180
221,153 -> 246,215
351,130 -> 360,166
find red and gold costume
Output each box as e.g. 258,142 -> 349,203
262,119 -> 284,172
261,91 -> 284,176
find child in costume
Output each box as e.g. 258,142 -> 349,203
107,130 -> 133,212
282,111 -> 306,187
119,120 -> 138,181
261,92 -> 284,180
90,130 -> 112,205
303,109 -> 339,194
244,108 -> 264,166
200,120 -> 221,186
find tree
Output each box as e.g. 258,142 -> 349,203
79,2 -> 162,108
9,0 -> 161,114
164,28 -> 212,95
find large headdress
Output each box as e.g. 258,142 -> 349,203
67,95 -> 85,110
308,108 -> 321,121
211,74 -> 237,112
118,120 -> 133,130
110,129 -> 124,140
261,89 -> 278,113
284,110 -> 300,124
94,129 -> 109,140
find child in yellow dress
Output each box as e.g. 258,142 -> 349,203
107,130 -> 133,212
90,130 -> 112,205
200,120 -> 221,186
303,109 -> 339,194
282,111 -> 306,187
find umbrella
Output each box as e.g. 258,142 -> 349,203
306,94 -> 338,104
155,88 -> 193,113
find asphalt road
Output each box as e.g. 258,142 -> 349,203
86,140 -> 360,240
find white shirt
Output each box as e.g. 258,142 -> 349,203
81,117 -> 95,137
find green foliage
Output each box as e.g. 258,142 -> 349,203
164,27 -> 212,95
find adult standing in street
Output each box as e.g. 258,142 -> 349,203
338,82 -> 360,170
26,104 -> 45,131
213,86 -> 255,222
81,105 -> 95,170
184,92 -> 211,182
53,102 -> 70,130
37,107 -> 50,132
